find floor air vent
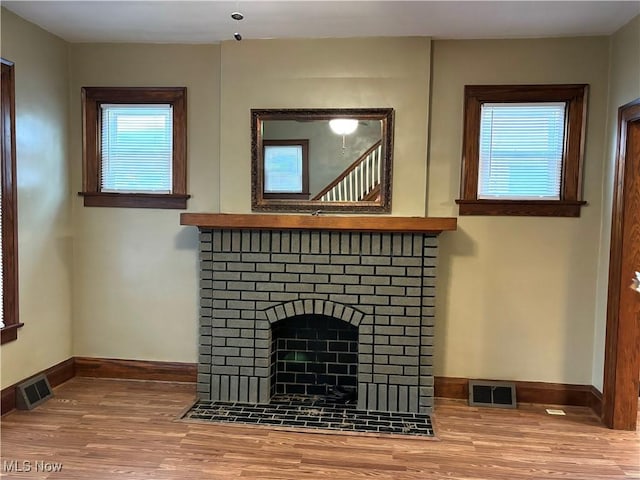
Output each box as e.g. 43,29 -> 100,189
468,380 -> 516,408
16,374 -> 53,410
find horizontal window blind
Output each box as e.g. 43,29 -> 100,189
478,102 -> 566,200
100,104 -> 173,193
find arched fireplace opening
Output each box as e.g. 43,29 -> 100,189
270,314 -> 358,404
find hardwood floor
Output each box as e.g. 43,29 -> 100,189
1,378 -> 638,479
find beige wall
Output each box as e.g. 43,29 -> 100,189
219,37 -> 431,215
69,44 -> 220,362
0,9 -> 73,388
429,37 -> 610,384
592,15 -> 640,390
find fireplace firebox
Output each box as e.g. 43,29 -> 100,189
271,314 -> 358,400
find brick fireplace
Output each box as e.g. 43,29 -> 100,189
186,214 -> 457,415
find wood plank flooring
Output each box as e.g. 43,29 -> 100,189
1,378 -> 638,479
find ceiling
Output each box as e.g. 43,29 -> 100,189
3,1 -> 639,44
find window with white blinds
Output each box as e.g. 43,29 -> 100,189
100,104 -> 173,193
478,102 -> 566,200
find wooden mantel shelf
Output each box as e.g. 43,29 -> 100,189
180,213 -> 457,234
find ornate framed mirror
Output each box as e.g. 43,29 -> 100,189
251,108 -> 394,213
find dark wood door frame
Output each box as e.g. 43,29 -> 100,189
602,98 -> 640,430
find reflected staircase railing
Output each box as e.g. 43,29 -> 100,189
311,140 -> 382,202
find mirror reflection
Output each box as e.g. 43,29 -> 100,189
251,108 -> 394,213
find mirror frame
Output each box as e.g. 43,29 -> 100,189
251,108 -> 394,213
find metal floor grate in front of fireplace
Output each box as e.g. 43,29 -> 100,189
181,394 -> 434,438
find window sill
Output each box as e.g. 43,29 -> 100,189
1,323 -> 24,345
263,193 -> 311,200
455,199 -> 587,217
79,192 -> 190,209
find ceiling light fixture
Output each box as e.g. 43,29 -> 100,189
329,118 -> 359,151
231,8 -> 244,41
329,119 -> 358,135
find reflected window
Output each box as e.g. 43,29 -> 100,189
263,140 -> 309,199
